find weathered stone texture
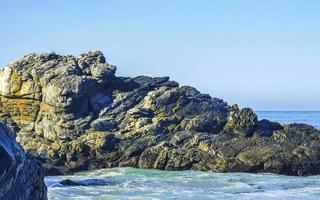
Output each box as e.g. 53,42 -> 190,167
1,51 -> 320,176
0,123 -> 47,200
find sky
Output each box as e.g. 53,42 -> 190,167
0,0 -> 319,111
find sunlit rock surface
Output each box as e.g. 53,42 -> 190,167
1,51 -> 320,176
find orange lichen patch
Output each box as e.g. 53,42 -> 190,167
0,97 -> 9,117
10,72 -> 22,95
0,97 -> 6,119
23,139 -> 46,152
0,97 -> 40,127
37,102 -> 59,121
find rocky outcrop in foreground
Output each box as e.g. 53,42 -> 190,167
1,51 -> 320,176
0,123 -> 47,200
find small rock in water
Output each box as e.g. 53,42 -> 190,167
59,179 -> 84,186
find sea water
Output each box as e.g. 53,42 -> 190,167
46,111 -> 320,200
256,111 -> 320,130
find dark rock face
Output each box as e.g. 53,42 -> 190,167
59,179 -> 83,186
1,51 -> 320,176
0,123 -> 47,200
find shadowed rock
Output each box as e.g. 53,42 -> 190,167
59,179 -> 83,186
1,51 -> 320,176
58,178 -> 111,187
0,123 -> 47,200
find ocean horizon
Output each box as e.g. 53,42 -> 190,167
256,111 -> 320,130
1,1 -> 320,199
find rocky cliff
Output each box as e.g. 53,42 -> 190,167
1,51 -> 320,176
0,122 -> 47,200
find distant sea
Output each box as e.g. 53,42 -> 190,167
46,111 -> 320,200
256,111 -> 320,130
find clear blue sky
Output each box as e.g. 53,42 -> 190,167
1,0 -> 319,111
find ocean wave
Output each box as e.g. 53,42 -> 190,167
46,167 -> 320,200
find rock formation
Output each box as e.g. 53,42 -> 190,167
1,51 -> 320,176
0,122 -> 47,200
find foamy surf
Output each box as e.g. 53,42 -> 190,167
46,167 -> 320,200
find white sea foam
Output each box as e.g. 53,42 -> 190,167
46,112 -> 320,199
46,167 -> 320,200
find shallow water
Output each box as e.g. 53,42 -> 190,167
46,167 -> 320,200
46,111 -> 320,199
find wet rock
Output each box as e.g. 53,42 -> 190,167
59,179 -> 83,186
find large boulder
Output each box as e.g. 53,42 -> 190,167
1,51 -> 320,176
0,123 -> 47,200
224,105 -> 258,137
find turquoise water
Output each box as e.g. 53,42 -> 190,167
46,112 -> 320,200
46,167 -> 320,200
